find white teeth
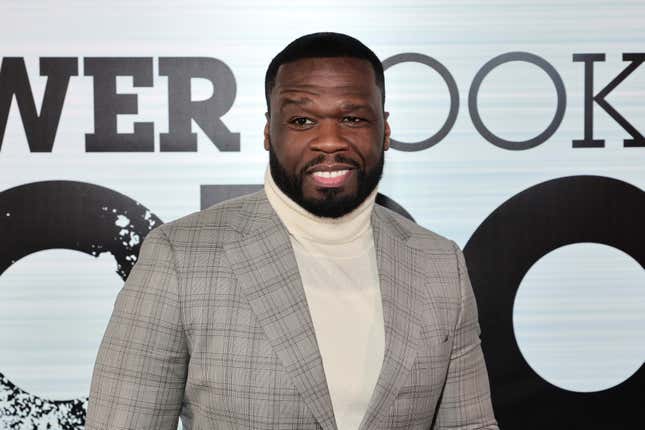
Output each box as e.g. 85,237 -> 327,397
313,170 -> 348,178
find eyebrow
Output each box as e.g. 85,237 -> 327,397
338,103 -> 373,113
278,98 -> 375,116
279,97 -> 313,110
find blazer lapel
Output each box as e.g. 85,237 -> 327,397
359,208 -> 422,429
222,193 -> 337,430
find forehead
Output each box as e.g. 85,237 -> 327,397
273,57 -> 380,102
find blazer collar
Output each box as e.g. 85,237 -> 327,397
223,191 -> 422,430
357,206 -> 423,429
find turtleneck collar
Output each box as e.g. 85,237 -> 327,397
264,167 -> 377,247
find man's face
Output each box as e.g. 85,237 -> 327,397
265,57 -> 390,218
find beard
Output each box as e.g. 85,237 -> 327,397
269,146 -> 384,219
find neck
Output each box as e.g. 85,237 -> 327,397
264,168 -> 377,245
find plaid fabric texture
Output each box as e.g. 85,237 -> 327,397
86,191 -> 498,430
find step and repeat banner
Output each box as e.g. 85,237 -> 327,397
0,1 -> 643,429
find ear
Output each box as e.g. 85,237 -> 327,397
383,111 -> 391,151
263,112 -> 271,151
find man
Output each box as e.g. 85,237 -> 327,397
86,32 -> 498,430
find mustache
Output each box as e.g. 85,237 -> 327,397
301,154 -> 360,174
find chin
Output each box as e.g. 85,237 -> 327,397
301,190 -> 364,219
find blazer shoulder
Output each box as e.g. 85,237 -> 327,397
374,203 -> 457,254
153,190 -> 265,247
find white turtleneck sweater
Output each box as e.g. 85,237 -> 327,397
264,169 -> 385,430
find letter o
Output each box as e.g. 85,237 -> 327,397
468,52 -> 566,150
464,176 -> 644,428
382,53 -> 459,151
0,180 -> 162,427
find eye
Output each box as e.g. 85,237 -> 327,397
342,116 -> 364,124
289,117 -> 315,127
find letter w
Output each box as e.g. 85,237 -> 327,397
0,57 -> 78,152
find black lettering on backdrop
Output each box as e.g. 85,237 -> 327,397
469,52 -> 566,150
0,180 -> 162,429
464,175 -> 644,429
84,58 -> 154,152
572,54 -> 605,148
159,57 -> 239,152
381,53 -> 459,151
0,57 -> 78,152
0,180 -> 162,284
2,53 -> 643,153
573,53 -> 645,148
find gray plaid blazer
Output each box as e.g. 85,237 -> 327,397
86,191 -> 498,430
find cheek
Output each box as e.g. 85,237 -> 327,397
356,134 -> 385,162
272,136 -> 309,171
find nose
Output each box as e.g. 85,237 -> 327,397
310,119 -> 349,153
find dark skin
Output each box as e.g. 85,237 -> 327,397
264,57 -> 390,210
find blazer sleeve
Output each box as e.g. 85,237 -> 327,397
432,243 -> 499,429
85,226 -> 189,430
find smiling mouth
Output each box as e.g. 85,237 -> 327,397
310,169 -> 352,187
